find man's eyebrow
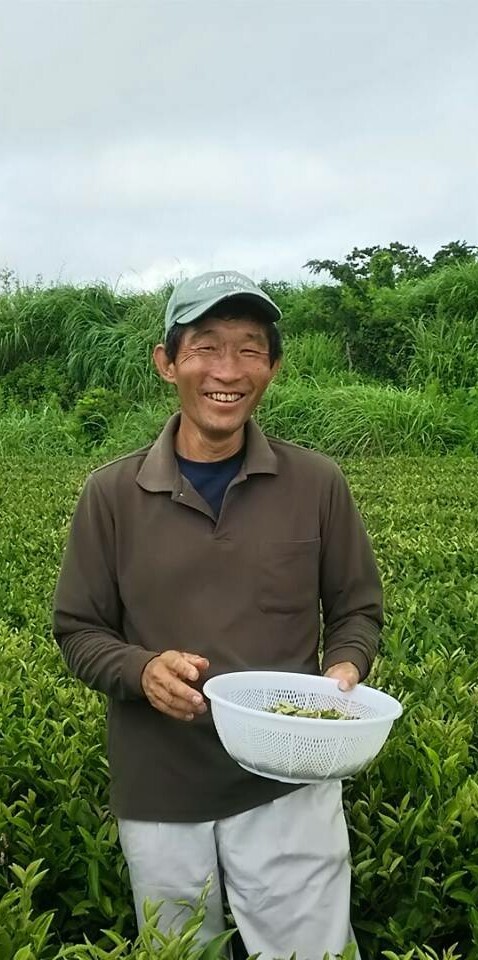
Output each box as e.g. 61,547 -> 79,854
242,331 -> 268,345
188,328 -> 217,342
188,329 -> 268,345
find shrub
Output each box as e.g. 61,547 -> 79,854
73,387 -> 128,446
0,358 -> 79,410
445,386 -> 478,450
259,281 -> 345,338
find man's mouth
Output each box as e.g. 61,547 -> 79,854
204,392 -> 245,404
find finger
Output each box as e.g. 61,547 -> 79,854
145,682 -> 204,718
182,653 -> 209,664
157,673 -> 206,708
143,663 -> 205,710
155,681 -> 209,718
325,661 -> 359,680
150,696 -> 196,721
151,689 -> 202,715
162,651 -> 207,682
338,669 -> 360,691
147,676 -> 207,716
324,669 -> 357,691
183,652 -> 210,667
180,653 -> 210,680
324,668 -> 343,681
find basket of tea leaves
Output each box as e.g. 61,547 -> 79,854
203,671 -> 403,782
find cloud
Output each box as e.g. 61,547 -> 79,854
1,1 -> 477,286
116,236 -> 316,292
94,141 -> 338,211
1,139 -> 338,216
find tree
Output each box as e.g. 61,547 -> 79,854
431,240 -> 478,271
302,243 -> 431,379
303,242 -> 431,288
301,240 -> 478,384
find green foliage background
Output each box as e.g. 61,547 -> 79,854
0,249 -> 477,958
1,458 -> 476,959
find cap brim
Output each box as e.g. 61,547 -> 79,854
176,291 -> 281,327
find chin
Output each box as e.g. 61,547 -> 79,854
202,414 -> 247,435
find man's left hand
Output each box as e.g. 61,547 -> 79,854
324,661 -> 360,691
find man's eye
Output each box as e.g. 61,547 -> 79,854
241,349 -> 261,356
196,346 -> 215,352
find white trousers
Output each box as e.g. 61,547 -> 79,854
118,782 -> 358,960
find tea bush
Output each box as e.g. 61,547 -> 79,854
0,453 -> 476,958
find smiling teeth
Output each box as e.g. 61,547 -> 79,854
207,393 -> 243,402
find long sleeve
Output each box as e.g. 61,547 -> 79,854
319,465 -> 383,680
52,474 -> 157,699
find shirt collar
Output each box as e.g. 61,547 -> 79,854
135,412 -> 278,493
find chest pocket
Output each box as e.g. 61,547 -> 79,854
257,538 -> 321,614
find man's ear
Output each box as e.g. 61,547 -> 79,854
153,344 -> 177,385
269,357 -> 282,380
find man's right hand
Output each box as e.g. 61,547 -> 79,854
140,651 -> 210,721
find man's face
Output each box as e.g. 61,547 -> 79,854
154,315 -> 280,440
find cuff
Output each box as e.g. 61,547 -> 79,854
321,647 -> 370,682
122,647 -> 161,698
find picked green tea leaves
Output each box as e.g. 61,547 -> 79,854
265,700 -> 358,720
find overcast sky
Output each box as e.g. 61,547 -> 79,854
1,0 -> 477,291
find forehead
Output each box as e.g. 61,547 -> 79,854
183,315 -> 270,343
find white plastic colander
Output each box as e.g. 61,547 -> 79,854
203,671 -> 403,782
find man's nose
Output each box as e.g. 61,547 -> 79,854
212,348 -> 244,380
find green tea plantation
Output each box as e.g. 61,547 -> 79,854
0,451 -> 476,960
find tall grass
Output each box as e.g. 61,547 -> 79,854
0,399 -> 81,457
1,264 -> 477,397
279,332 -> 361,385
0,287 -> 71,371
0,284 -> 356,402
395,261 -> 478,391
397,260 -> 478,326
0,383 -> 472,459
63,294 -> 170,400
93,396 -> 179,459
0,265 -> 477,459
403,314 -> 478,392
255,381 -> 470,456
0,284 -> 172,399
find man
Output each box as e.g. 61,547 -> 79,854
53,270 -> 383,960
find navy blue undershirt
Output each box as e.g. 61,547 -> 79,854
176,446 -> 246,517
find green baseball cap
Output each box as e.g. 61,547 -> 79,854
164,270 -> 282,336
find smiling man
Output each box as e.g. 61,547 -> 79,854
53,270 -> 383,960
